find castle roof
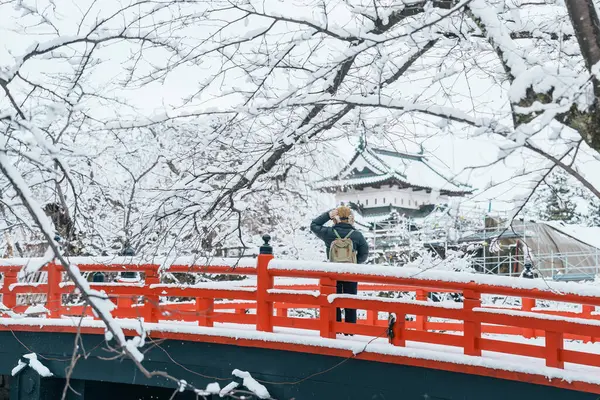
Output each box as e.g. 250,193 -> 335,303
314,143 -> 472,196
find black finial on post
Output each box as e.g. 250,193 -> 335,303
259,234 -> 272,255
120,245 -> 137,279
92,272 -> 105,283
522,261 -> 534,279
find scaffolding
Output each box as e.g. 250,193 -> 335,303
469,249 -> 600,279
361,203 -> 600,281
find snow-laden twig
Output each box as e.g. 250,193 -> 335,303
231,369 -> 271,399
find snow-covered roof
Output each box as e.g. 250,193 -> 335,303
541,221 -> 600,250
314,145 -> 471,194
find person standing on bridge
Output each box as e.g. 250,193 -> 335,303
310,206 -> 369,326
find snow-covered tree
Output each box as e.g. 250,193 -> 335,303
535,169 -> 581,223
575,184 -> 600,227
584,199 -> 600,227
3,0 -> 600,259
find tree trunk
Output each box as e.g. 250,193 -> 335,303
565,0 -> 600,151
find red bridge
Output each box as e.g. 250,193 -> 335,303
1,238 -> 600,399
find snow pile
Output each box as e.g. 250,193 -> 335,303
24,304 -> 49,316
11,353 -> 53,377
0,302 -> 22,318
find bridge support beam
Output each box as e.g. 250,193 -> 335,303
10,368 -> 85,400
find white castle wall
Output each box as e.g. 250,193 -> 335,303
334,186 -> 449,210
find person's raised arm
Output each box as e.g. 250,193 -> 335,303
356,232 -> 369,264
310,211 -> 332,240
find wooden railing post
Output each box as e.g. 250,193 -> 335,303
415,289 -> 427,331
117,295 -> 133,313
521,297 -> 536,338
390,312 -> 405,347
581,305 -> 595,342
256,235 -> 274,332
319,277 -> 337,339
521,265 -> 536,339
545,331 -> 564,368
366,310 -> 377,325
47,262 -> 62,318
276,306 -> 288,318
144,267 -> 160,323
196,298 -> 214,327
236,308 -> 247,316
1,269 -> 17,311
463,289 -> 481,356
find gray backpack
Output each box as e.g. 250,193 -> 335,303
329,229 -> 357,263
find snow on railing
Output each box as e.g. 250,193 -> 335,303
269,259 -> 600,298
1,236 -> 600,375
0,255 -> 258,270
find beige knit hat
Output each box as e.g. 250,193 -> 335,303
331,206 -> 355,225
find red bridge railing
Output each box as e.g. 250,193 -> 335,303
1,239 -> 600,375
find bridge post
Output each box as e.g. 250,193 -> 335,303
115,246 -> 138,316
415,289 -> 427,331
197,298 -> 214,327
319,277 -> 336,339
545,331 -> 564,368
1,269 -> 18,311
116,295 -> 133,313
366,310 -> 377,325
521,263 -> 537,338
521,297 -> 536,338
257,234 -> 274,332
144,267 -> 160,323
463,289 -> 481,356
581,305 -> 595,342
276,305 -> 288,318
46,262 -> 62,318
390,312 -> 406,346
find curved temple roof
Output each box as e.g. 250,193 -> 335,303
314,144 -> 472,195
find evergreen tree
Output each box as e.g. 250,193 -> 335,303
535,169 -> 580,223
576,186 -> 600,227
585,198 -> 600,227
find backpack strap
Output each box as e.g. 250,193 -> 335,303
333,229 -> 342,239
343,230 -> 354,239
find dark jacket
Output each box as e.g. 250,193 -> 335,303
310,212 -> 369,264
